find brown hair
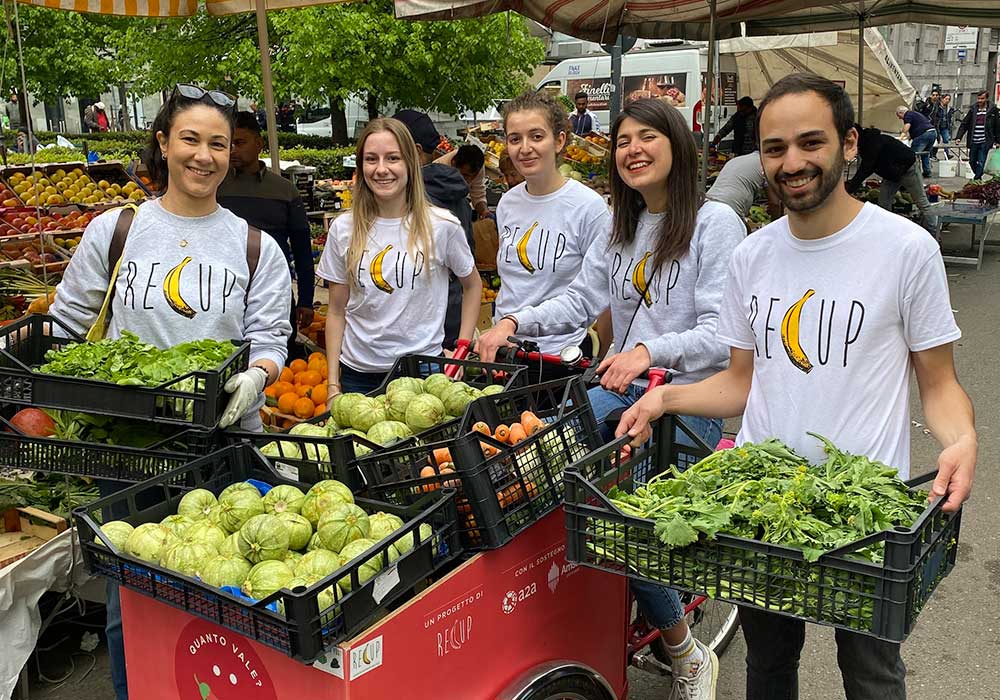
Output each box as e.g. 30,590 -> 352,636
609,98 -> 702,270
348,118 -> 435,288
502,90 -> 568,142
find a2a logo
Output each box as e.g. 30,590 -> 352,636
501,582 -> 538,615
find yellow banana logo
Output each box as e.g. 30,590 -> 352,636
780,289 -> 815,373
162,257 -> 196,319
370,245 -> 394,294
516,222 -> 538,273
631,251 -> 654,307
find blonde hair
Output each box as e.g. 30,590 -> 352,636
348,118 -> 435,288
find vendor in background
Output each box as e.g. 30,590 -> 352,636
570,91 -> 602,135
712,96 -> 757,156
895,104 -> 936,179
846,123 -> 938,235
217,111 -> 315,360
84,101 -> 110,133
706,151 -> 780,223
50,84 -> 292,700
436,144 -> 489,218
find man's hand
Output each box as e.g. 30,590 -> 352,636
597,345 -> 651,394
475,318 -> 517,363
296,306 -> 314,330
614,388 -> 667,446
929,434 -> 977,513
475,202 -> 490,219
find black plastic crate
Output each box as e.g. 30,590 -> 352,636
0,405 -> 223,481
0,314 -> 249,427
356,377 -> 602,550
224,418 -> 378,491
228,354 -> 526,490
563,416 -> 962,641
74,444 -> 461,663
370,353 -> 527,442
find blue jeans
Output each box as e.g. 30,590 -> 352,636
910,129 -> 936,177
970,141 -> 990,180
587,384 -> 724,628
339,363 -> 388,394
99,480 -> 131,700
934,128 -> 951,159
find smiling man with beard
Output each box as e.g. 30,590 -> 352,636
616,73 -> 976,700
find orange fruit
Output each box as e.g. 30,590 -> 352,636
277,392 -> 298,414
293,397 -> 315,419
307,357 -> 327,374
295,384 -> 312,397
298,370 -> 322,387
279,367 -> 294,384
281,418 -> 297,430
289,358 -> 308,373
271,381 -> 294,397
308,351 -> 326,363
263,385 -> 278,406
311,384 -> 327,406
313,402 -> 327,418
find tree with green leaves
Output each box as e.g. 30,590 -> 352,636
0,3 -> 129,125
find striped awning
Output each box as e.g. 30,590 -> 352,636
16,0 -> 355,17
393,1 -> 1000,41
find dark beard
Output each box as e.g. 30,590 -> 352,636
771,150 -> 846,213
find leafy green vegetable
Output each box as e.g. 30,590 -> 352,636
606,435 -> 928,563
46,410 -> 181,448
39,332 -> 236,388
0,474 -> 98,519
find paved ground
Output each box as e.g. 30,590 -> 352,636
19,206 -> 1000,700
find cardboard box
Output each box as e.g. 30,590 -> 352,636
0,507 -> 68,569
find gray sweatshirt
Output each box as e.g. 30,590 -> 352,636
51,198 -> 292,373
514,200 -> 745,384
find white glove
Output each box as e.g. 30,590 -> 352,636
220,366 -> 268,428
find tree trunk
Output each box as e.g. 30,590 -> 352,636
117,84 -> 131,131
329,97 -> 349,145
366,93 -> 379,121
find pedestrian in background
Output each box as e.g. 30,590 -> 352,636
712,96 -> 758,156
956,90 -> 1000,180
935,94 -> 956,160
896,105 -> 935,178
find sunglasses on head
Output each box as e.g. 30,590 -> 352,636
172,84 -> 237,112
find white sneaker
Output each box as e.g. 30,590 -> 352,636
668,640 -> 718,700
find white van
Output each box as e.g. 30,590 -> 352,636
537,43 -> 740,136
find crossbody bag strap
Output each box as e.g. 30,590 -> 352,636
86,205 -> 137,341
244,225 -> 262,308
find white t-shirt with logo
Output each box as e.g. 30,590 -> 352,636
317,209 -> 476,372
494,179 -> 611,353
717,203 -> 961,478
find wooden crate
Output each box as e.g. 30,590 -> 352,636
0,507 -> 68,569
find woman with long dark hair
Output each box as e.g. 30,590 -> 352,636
51,85 -> 293,700
478,98 -> 746,698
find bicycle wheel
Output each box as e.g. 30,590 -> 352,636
519,676 -> 611,700
687,597 -> 740,656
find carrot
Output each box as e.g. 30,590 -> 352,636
508,423 -> 527,445
520,411 -> 544,435
496,481 -> 538,509
480,441 -> 499,458
494,424 -> 510,443
472,421 -> 491,436
419,465 -> 437,479
432,447 -> 453,466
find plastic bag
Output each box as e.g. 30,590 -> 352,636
985,148 -> 1000,176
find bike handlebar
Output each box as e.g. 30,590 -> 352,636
445,339 -> 473,378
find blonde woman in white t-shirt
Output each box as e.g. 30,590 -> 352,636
317,119 -> 481,398
475,91 -> 612,377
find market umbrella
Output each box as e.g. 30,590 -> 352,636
722,28 -> 915,132
394,0 -> 840,42
14,0 -> 361,171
